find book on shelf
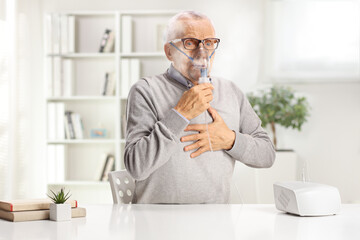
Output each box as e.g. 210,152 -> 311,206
62,59 -> 75,96
0,199 -> 77,212
121,16 -> 132,53
50,14 -> 60,54
60,15 -> 69,54
46,58 -> 54,97
94,153 -> 108,180
49,57 -> 74,97
0,207 -> 86,222
67,16 -> 75,53
103,30 -> 115,52
53,57 -> 62,96
121,114 -> 127,140
65,111 -> 76,139
47,102 -> 65,140
99,29 -> 115,53
46,14 -> 75,98
64,111 -> 85,139
102,72 -> 116,96
121,59 -> 140,97
46,14 -> 75,54
71,113 -> 84,139
100,154 -> 115,181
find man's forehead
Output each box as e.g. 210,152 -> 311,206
175,18 -> 215,38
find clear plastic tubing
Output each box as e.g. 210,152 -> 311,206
198,68 -> 213,152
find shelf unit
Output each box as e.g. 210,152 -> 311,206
44,10 -> 177,203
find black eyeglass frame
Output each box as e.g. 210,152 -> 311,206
170,38 -> 220,50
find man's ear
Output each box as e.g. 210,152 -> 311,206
164,43 -> 173,61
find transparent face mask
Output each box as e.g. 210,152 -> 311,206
191,47 -> 211,82
169,38 -> 216,83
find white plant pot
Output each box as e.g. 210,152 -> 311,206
49,203 -> 71,221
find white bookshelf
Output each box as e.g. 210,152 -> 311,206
44,10 -> 177,203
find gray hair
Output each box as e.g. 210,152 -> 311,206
163,11 -> 215,45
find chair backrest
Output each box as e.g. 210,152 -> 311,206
108,170 -> 135,204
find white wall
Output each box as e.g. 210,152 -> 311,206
24,0 -> 360,202
275,83 -> 360,203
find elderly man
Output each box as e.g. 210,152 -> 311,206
124,11 -> 275,204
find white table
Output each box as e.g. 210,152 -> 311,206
0,204 -> 359,240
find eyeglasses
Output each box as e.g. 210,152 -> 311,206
170,38 -> 220,50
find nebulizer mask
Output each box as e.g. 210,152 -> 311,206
170,40 -> 216,152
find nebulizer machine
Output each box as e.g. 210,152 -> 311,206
170,40 -> 216,152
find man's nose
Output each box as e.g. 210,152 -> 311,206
198,42 -> 206,50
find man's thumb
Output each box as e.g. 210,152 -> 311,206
208,107 -> 218,121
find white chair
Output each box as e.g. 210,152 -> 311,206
108,170 -> 135,204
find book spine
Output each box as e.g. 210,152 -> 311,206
106,72 -> 116,96
95,153 -> 108,181
53,57 -> 62,96
121,59 -> 130,97
103,30 -> 115,53
121,114 -> 127,140
0,200 -> 78,212
72,113 -> 83,139
47,103 -> 57,140
122,16 -> 132,53
99,29 -> 111,53
102,72 -> 109,96
56,103 -> 65,140
64,114 -> 70,139
52,14 -> 60,54
79,117 -> 85,139
101,155 -> 115,181
130,59 -> 140,88
67,16 -> 75,53
65,111 -> 75,139
60,15 -> 68,54
63,59 -> 74,96
46,58 -> 54,97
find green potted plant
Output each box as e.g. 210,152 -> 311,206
48,188 -> 72,221
247,85 -> 310,150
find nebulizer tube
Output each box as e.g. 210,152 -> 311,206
192,48 -> 213,152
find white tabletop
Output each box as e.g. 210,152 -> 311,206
0,204 -> 360,240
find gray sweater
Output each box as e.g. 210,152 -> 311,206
125,68 -> 276,204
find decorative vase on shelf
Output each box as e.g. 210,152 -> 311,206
47,187 -> 72,222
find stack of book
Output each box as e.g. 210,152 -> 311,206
46,14 -> 75,98
45,14 -> 75,55
0,199 -> 86,222
47,105 -> 85,140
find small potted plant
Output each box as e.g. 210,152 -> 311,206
247,85 -> 310,150
47,188 -> 72,221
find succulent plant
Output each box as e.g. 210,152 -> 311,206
47,188 -> 71,204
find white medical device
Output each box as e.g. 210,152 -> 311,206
273,181 -> 341,216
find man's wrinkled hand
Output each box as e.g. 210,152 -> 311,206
180,107 -> 236,158
174,83 -> 214,121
